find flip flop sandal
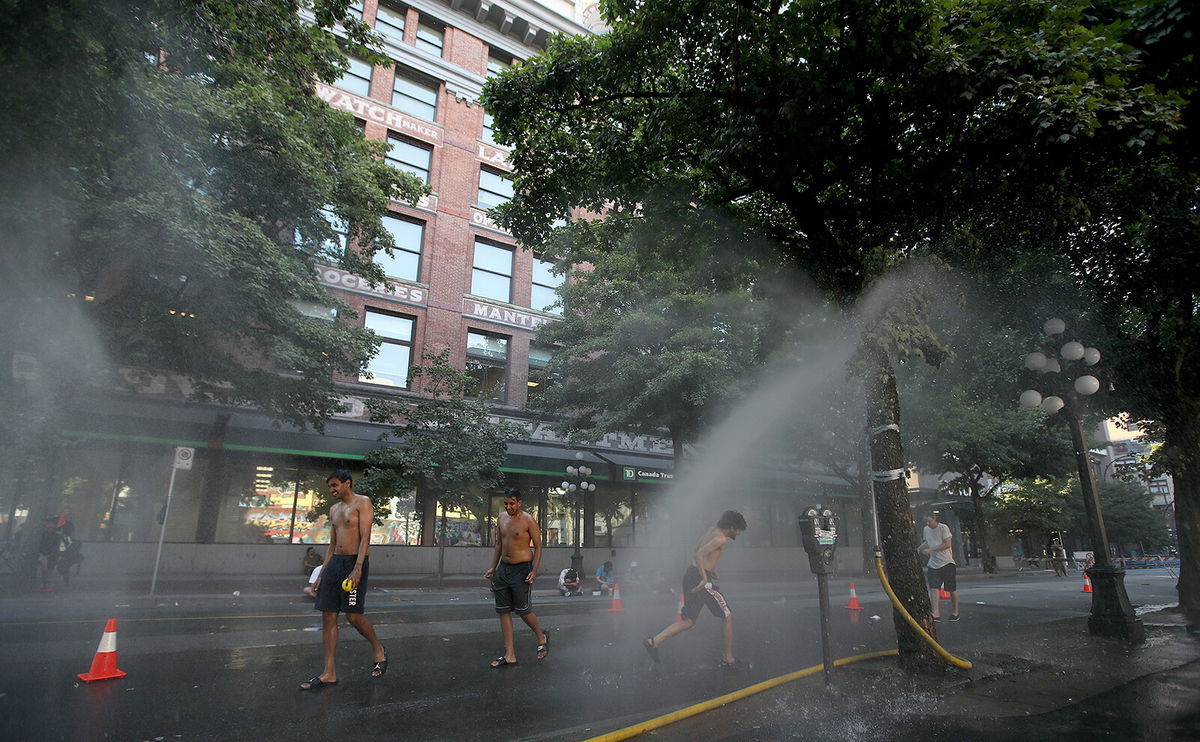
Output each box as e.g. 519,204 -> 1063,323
371,650 -> 388,678
299,676 -> 338,690
490,656 -> 518,668
536,632 -> 550,660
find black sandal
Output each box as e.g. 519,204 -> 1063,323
536,632 -> 550,660
299,676 -> 338,690
490,656 -> 518,668
371,649 -> 388,678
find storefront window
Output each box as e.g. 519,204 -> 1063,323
593,488 -> 634,548
543,486 -> 578,548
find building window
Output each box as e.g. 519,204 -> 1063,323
362,310 -> 415,388
487,50 -> 512,77
526,344 -> 553,407
374,3 -> 405,43
376,214 -> 423,281
481,110 -> 496,145
386,135 -> 432,183
347,1 -> 363,20
531,257 -> 563,315
416,22 -> 444,57
471,240 -> 513,302
478,168 -> 513,209
466,330 -> 509,402
392,70 -> 438,122
337,56 -> 373,97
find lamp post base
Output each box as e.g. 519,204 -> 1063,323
1086,566 -> 1146,644
571,552 -> 584,577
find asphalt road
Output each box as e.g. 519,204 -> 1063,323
0,569 -> 1182,741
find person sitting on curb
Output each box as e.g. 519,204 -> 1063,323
558,567 -> 582,596
595,560 -> 614,595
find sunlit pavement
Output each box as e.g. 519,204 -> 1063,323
0,568 -> 1195,741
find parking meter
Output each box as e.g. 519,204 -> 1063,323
800,505 -> 838,575
800,505 -> 838,687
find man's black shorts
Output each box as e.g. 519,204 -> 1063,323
926,563 -> 957,592
491,561 -> 533,615
681,565 -> 731,622
315,554 -> 368,614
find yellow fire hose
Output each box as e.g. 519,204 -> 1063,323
582,649 -> 898,742
874,552 -> 973,670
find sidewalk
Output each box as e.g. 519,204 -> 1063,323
647,606 -> 1200,742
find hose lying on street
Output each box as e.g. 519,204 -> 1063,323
874,551 -> 973,670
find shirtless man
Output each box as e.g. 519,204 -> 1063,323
299,470 -> 387,690
484,488 -> 549,667
643,510 -> 747,668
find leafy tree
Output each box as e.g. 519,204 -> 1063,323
0,0 -> 426,572
358,349 -> 526,543
531,198 -> 771,462
1065,479 -> 1173,554
483,0 -> 1176,669
992,477 -> 1075,540
947,0 -> 1199,619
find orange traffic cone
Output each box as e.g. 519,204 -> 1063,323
675,592 -> 685,622
939,587 -> 951,600
1081,575 -> 1093,594
845,583 -> 864,611
78,619 -> 126,682
607,582 -> 625,612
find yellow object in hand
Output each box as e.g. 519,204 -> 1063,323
342,577 -> 354,592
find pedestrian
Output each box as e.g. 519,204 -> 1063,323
558,567 -> 582,596
299,470 -> 387,690
484,487 -> 549,667
643,510 -> 747,669
595,560 -> 614,595
920,512 -> 959,621
302,546 -> 323,576
1051,539 -> 1069,576
36,517 -> 62,591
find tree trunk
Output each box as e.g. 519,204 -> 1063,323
1165,412 -> 1200,623
969,479 -> 997,573
865,353 -> 941,673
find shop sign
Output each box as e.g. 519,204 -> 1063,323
315,83 -> 441,145
465,298 -> 556,331
470,207 -> 509,234
478,143 -> 511,170
621,467 -> 673,482
317,265 -> 427,306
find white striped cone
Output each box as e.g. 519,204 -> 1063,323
78,618 -> 127,682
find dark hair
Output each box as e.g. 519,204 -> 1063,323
327,469 -> 353,485
504,487 -> 521,500
565,568 -> 578,580
603,561 -> 613,570
717,510 -> 747,531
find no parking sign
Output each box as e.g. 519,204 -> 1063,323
173,446 -> 194,470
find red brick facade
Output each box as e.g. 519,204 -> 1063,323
320,0 -> 585,410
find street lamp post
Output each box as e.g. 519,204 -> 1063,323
1020,317 -> 1145,644
562,452 -> 595,577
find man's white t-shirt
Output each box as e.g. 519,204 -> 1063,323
923,522 -> 955,569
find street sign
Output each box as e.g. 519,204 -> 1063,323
173,446 -> 194,470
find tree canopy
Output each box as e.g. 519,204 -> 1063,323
483,0 -> 1185,663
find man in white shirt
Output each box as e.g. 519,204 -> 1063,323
558,567 -> 582,596
919,513 -> 959,621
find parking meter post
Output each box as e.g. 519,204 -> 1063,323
800,505 -> 839,688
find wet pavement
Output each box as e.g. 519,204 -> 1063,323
0,567 -> 1195,741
